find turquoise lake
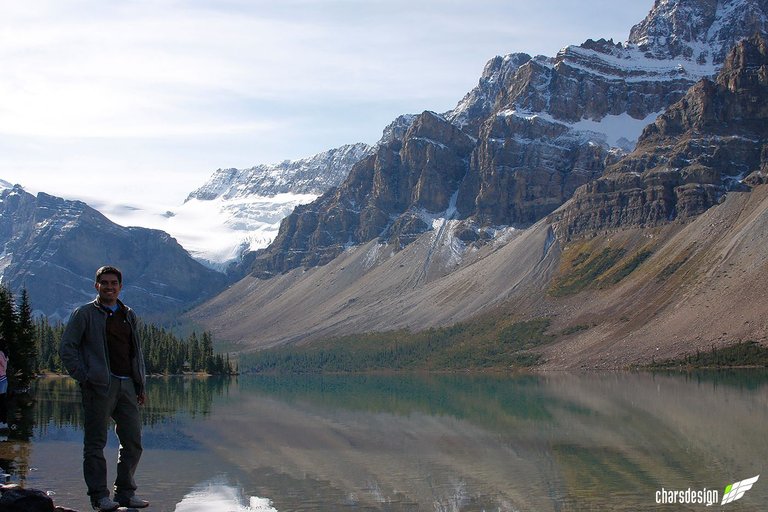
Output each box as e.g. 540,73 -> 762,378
2,371 -> 766,511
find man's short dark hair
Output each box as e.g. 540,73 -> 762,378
95,265 -> 122,285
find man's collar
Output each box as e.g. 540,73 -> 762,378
94,298 -> 123,313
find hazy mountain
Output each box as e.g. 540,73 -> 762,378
0,185 -> 227,320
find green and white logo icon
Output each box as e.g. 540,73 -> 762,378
721,475 -> 759,505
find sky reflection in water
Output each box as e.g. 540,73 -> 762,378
174,479 -> 277,512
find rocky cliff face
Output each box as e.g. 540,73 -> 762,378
556,34 -> 768,237
0,186 -> 227,320
241,0 -> 768,278
241,113 -> 476,275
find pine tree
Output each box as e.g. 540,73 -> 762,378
0,287 -> 16,345
202,331 -> 214,373
14,289 -> 37,389
35,317 -> 63,372
187,332 -> 201,372
0,287 -> 18,389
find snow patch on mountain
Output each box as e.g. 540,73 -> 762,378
572,110 -> 664,150
498,108 -> 664,151
555,44 -> 718,81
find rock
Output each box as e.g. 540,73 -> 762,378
0,484 -> 54,512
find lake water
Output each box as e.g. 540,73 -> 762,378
2,371 -> 766,511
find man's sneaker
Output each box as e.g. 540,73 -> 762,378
117,495 -> 150,508
93,496 -> 119,511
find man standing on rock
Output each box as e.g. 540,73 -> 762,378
60,266 -> 149,511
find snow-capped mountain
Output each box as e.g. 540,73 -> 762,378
192,29 -> 768,369
174,143 -> 372,269
188,143 -> 372,200
186,0 -> 768,274
556,32 -> 768,235
629,0 -> 768,62
241,0 -> 768,279
447,0 -> 768,139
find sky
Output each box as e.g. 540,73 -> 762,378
0,0 -> 653,216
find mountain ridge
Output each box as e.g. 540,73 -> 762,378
188,1 -> 768,368
237,0 -> 768,280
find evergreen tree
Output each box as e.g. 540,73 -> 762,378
0,287 -> 16,346
14,289 -> 37,389
187,332 -> 201,372
202,332 -> 214,373
0,287 -> 18,388
34,316 -> 63,372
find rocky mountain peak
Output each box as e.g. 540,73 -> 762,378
379,114 -> 418,145
628,0 -> 768,64
446,52 -> 533,133
450,0 -> 768,133
556,33 -> 768,237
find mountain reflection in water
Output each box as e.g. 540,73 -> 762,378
5,371 -> 767,511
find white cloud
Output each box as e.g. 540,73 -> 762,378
0,0 -> 652,206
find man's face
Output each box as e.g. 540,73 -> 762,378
95,273 -> 122,305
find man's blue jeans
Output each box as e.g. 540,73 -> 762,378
81,375 -> 143,504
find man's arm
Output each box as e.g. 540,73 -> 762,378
127,308 -> 147,398
59,308 -> 87,383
